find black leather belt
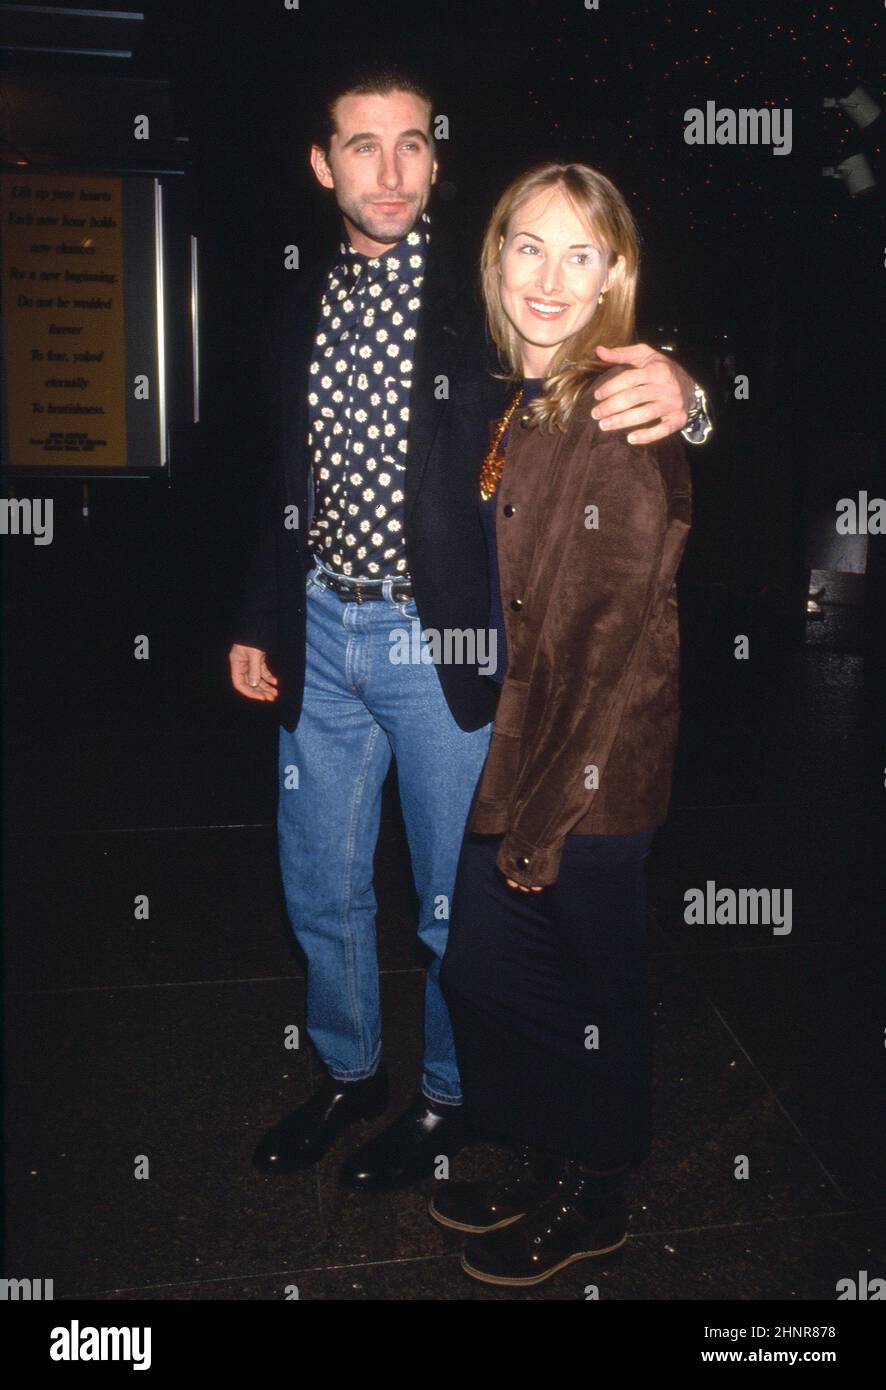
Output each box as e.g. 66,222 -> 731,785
313,569 -> 413,604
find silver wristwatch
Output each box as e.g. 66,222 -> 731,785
681,382 -> 713,445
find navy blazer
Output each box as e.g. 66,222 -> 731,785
233,222 -> 509,733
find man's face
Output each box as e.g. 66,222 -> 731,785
310,89 -> 438,255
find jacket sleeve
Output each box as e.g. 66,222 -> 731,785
496,430 -> 673,888
230,311 -> 282,654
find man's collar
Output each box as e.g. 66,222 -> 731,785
335,210 -> 430,284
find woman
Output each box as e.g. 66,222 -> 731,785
436,162 -> 692,1287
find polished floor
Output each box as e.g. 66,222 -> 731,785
4,597 -> 885,1300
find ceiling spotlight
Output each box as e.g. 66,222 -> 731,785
823,87 -> 882,129
822,154 -> 877,196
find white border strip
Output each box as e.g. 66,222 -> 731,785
154,178 -> 167,466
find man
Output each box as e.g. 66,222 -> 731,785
229,64 -> 710,1192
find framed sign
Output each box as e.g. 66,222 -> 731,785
1,172 -> 169,475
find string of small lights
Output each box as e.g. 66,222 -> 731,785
517,1 -> 883,233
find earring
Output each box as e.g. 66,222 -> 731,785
597,291 -> 607,305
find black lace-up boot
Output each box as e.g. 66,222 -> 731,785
428,1146 -> 564,1234
460,1159 -> 628,1286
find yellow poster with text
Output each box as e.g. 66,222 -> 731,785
2,172 -> 127,468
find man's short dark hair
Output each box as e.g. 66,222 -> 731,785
314,63 -> 436,152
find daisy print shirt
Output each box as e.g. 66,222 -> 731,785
305,213 -> 429,579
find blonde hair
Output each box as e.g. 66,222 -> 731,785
480,161 -> 640,431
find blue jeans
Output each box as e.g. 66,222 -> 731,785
276,562 -> 493,1104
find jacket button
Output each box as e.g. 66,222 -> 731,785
503,504 -> 515,517
510,597 -> 523,611
517,855 -> 531,870
519,412 -> 531,428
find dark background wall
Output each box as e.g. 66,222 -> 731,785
2,0 -> 884,831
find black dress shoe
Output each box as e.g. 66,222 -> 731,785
429,1146 -> 564,1233
339,1093 -> 465,1191
460,1164 -> 627,1286
252,1066 -> 388,1174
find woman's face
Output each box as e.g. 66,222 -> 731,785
498,186 -> 621,375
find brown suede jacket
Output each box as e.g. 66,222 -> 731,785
468,365 -> 692,888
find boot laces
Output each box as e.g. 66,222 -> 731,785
524,1175 -> 578,1245
493,1145 -> 537,1204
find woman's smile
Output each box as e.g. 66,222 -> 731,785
524,297 -> 571,319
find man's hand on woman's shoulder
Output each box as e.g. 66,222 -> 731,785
590,343 -> 695,446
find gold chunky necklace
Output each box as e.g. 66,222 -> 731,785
479,388 -> 524,502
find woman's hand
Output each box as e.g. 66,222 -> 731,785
505,879 -> 544,893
